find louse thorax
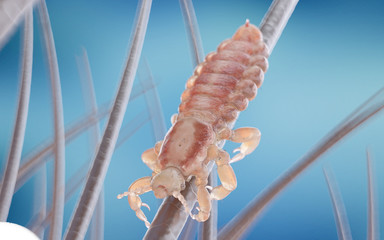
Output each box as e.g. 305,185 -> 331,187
157,117 -> 215,176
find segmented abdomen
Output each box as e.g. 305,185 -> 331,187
178,21 -> 269,133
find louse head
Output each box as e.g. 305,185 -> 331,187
232,19 -> 262,43
151,167 -> 186,199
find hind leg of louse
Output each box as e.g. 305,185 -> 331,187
211,149 -> 237,200
219,127 -> 261,163
142,141 -> 163,173
192,171 -> 211,222
117,176 -> 152,228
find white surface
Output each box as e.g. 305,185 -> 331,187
0,222 -> 39,240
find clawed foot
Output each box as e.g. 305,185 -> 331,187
117,191 -> 151,212
231,147 -> 245,163
118,191 -> 151,228
229,127 -> 261,163
136,208 -> 151,228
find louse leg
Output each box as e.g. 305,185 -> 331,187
141,141 -> 163,173
211,149 -> 237,200
117,176 -> 152,228
219,127 -> 261,163
192,172 -> 211,222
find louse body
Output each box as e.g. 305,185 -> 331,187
118,20 -> 269,227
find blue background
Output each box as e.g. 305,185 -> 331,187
0,0 -> 384,239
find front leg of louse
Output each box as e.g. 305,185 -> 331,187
220,127 -> 261,163
117,176 -> 152,228
117,141 -> 163,227
210,149 -> 237,200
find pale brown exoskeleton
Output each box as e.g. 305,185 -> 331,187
117,20 -> 269,227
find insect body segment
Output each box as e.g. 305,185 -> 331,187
118,21 -> 269,227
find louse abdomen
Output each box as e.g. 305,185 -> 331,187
178,22 -> 269,131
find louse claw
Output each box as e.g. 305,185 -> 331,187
142,202 -> 151,211
136,209 -> 151,228
231,152 -> 245,163
229,128 -> 261,163
119,177 -> 152,227
117,191 -> 152,227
